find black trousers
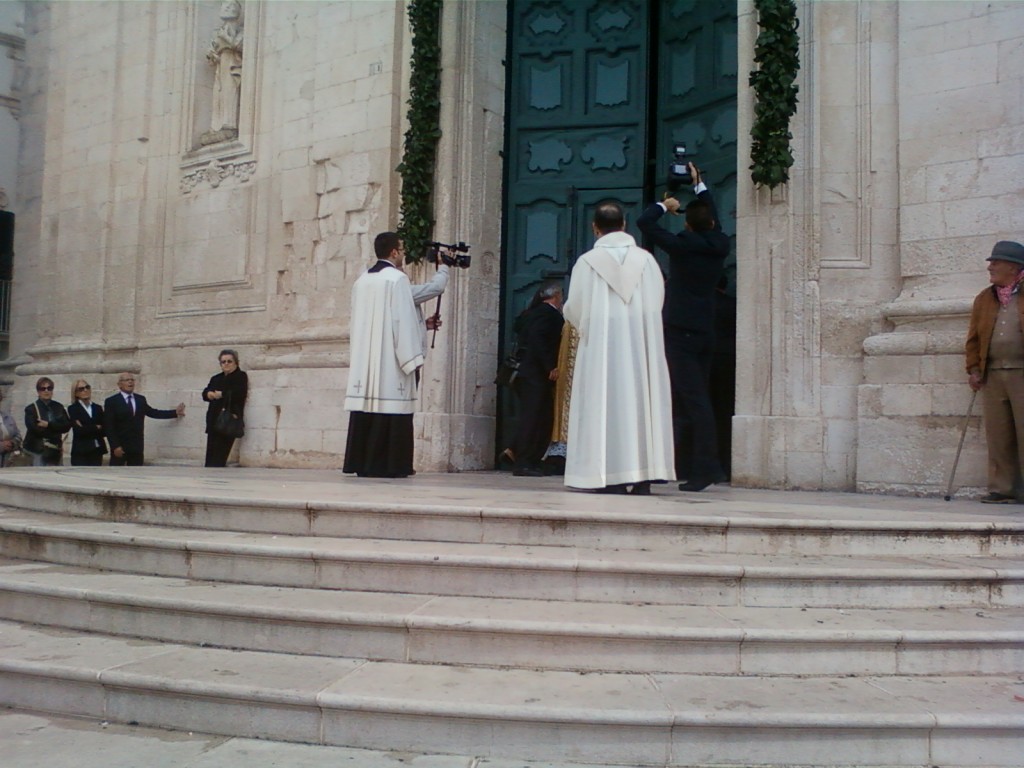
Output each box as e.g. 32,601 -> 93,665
205,431 -> 237,467
664,325 -> 722,482
509,376 -> 555,470
70,452 -> 104,467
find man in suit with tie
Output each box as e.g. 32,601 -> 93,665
104,372 -> 185,466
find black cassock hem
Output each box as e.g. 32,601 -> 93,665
343,411 -> 414,478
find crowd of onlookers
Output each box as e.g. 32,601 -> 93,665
0,350 -> 246,469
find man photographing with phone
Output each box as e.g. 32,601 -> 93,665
637,160 -> 731,492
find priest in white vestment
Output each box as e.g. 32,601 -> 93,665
343,232 -> 425,478
563,202 -> 675,494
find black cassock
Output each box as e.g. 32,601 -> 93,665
343,411 -> 414,478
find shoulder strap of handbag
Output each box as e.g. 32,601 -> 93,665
35,402 -> 67,446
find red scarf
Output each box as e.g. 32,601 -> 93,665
996,272 -> 1024,306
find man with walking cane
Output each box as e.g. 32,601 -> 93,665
965,240 -> 1024,503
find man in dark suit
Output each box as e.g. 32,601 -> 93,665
507,283 -> 565,477
103,372 -> 185,466
637,162 -> 731,492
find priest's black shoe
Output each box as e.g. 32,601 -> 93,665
627,481 -> 651,496
595,484 -> 629,494
512,466 -> 544,477
679,477 -> 715,492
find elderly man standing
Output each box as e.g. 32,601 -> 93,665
563,202 -> 674,495
966,240 -> 1024,503
103,373 -> 185,466
343,232 -> 426,478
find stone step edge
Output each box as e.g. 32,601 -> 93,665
2,483 -> 1022,536
3,574 -> 1021,646
3,656 -> 1022,731
3,518 -> 1021,581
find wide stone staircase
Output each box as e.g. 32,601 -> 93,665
0,467 -> 1021,767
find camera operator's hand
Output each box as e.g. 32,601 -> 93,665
689,162 -> 702,188
662,196 -> 681,214
425,316 -> 442,331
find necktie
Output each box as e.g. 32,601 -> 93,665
128,395 -> 135,415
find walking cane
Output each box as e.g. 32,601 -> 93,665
944,390 -> 978,501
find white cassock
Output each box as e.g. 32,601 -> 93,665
563,231 -> 675,489
345,264 -> 425,414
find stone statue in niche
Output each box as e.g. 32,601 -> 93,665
201,0 -> 244,146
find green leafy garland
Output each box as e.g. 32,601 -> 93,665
397,0 -> 443,263
749,0 -> 800,189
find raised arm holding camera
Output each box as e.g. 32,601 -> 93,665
637,160 -> 731,492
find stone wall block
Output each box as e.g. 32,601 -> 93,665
857,385 -> 883,420
901,236 -> 994,278
904,45 -> 998,94
899,202 -> 946,243
979,125 -> 1024,160
880,384 -> 933,416
786,418 -> 824,453
902,83 -> 1004,140
931,383 -> 976,417
946,195 -> 1023,238
784,451 -> 824,490
922,353 -> 970,384
819,385 -> 856,418
863,356 -> 922,385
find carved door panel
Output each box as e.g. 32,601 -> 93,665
500,0 -> 738,456
652,0 -> 738,292
500,0 -> 650,451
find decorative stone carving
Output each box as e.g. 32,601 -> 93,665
201,0 -> 244,146
180,158 -> 256,194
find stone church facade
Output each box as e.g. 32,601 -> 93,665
2,1 -> 1021,494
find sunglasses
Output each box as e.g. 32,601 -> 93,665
37,386 -> 54,392
219,359 -> 236,365
76,385 -> 92,392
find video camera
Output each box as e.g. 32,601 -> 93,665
666,142 -> 697,193
425,241 -> 472,269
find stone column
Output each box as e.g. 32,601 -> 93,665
733,1 -> 901,490
413,0 -> 505,471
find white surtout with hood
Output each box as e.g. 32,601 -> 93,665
563,231 -> 675,489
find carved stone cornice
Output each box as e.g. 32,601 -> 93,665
180,158 -> 256,194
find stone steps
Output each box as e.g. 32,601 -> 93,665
1,508 -> 1020,608
2,559 -> 1020,676
1,619 -> 1021,767
2,475 -> 1021,557
0,468 -> 1021,766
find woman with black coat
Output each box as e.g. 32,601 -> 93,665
67,378 -> 107,466
202,349 -> 248,467
23,376 -> 71,466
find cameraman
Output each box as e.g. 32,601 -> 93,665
637,162 -> 730,492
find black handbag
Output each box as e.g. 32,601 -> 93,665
213,392 -> 245,438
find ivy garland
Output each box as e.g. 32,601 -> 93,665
749,0 -> 800,189
397,0 -> 443,263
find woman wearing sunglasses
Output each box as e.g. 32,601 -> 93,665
67,379 -> 108,466
23,377 -> 71,466
202,349 -> 248,467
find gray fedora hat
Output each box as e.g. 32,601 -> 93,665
987,240 -> 1024,266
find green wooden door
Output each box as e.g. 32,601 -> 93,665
499,0 -> 737,456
